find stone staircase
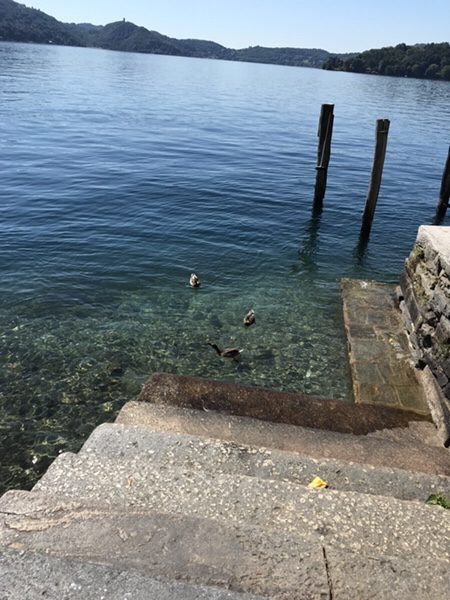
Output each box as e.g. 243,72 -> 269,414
1,374 -> 450,599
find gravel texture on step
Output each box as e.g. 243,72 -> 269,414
30,452 -> 450,563
0,547 -> 266,600
115,402 -> 450,476
324,546 -> 450,600
1,491 -> 449,600
80,423 -> 450,502
0,492 -> 329,600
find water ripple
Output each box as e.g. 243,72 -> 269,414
0,42 -> 449,491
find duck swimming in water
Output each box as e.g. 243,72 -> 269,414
189,273 -> 200,288
243,309 -> 255,327
207,343 -> 243,359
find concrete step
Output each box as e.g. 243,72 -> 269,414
137,372 -> 433,435
80,423 -> 450,502
116,402 -> 450,476
1,490 -> 449,600
0,547 -> 264,600
0,490 -> 329,600
364,419 -> 441,447
31,453 -> 450,564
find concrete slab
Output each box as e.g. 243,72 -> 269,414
0,547 -> 265,600
27,454 -> 450,562
2,527 -> 448,600
136,372 -> 431,435
116,402 -> 450,476
80,423 -> 450,501
341,279 -> 430,415
326,547 -> 450,600
0,493 -> 330,600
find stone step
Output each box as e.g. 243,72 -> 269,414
0,546 -> 264,600
1,490 -> 449,600
31,453 -> 450,564
80,423 -> 450,502
116,402 -> 450,476
0,490 -> 329,600
137,372 -> 433,435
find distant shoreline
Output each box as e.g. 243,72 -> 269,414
0,0 -> 448,81
2,38 -> 450,86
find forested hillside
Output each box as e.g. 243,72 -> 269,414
1,0 -> 448,80
323,42 -> 450,80
0,0 -> 80,45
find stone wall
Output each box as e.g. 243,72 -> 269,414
399,225 -> 450,444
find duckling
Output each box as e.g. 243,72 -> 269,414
207,343 -> 243,359
189,273 -> 200,288
243,309 -> 255,327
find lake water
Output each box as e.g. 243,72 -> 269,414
0,41 -> 449,492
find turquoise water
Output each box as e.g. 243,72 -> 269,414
1,42 -> 449,492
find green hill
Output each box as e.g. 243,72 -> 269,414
0,0 -> 333,68
1,0 -> 448,80
0,0 -> 80,45
89,21 -> 182,55
232,46 -> 330,68
323,42 -> 450,81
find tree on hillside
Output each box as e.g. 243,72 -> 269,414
322,42 -> 450,81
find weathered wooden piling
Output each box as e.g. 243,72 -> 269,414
435,146 -> 450,223
312,104 -> 334,213
359,118 -> 390,240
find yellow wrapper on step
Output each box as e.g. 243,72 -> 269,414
307,476 -> 328,489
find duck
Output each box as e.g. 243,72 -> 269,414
189,273 -> 200,288
243,309 -> 255,327
207,343 -> 243,359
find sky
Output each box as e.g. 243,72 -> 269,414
25,0 -> 450,53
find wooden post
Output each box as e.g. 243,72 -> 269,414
359,118 -> 390,241
435,147 -> 450,223
312,104 -> 334,213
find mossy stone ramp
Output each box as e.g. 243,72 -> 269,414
341,279 -> 430,415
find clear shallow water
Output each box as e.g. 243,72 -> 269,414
1,42 -> 449,492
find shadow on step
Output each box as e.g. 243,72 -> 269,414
138,372 -> 431,436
